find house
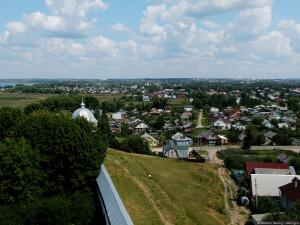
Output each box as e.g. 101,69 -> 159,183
279,177 -> 300,209
213,119 -> 231,130
278,123 -> 289,129
134,123 -> 149,134
183,123 -> 195,133
109,120 -> 121,134
232,122 -> 246,131
128,119 -> 142,128
141,133 -> 159,147
112,112 -> 124,122
143,95 -> 150,102
218,135 -> 229,145
184,105 -> 193,112
163,123 -> 176,131
171,132 -> 193,146
196,130 -> 228,146
251,174 -> 300,197
210,107 -> 219,113
163,140 -> 189,159
246,162 -> 289,176
181,111 -> 192,120
264,131 -> 277,145
261,119 -> 273,129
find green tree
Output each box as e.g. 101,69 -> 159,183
121,136 -> 151,155
228,129 -> 240,143
0,139 -> 43,204
20,111 -> 107,192
243,126 -> 254,150
273,132 -> 292,146
121,123 -> 130,135
252,116 -> 264,126
0,107 -> 23,140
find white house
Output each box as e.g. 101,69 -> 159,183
184,105 -> 193,112
210,107 -> 219,113
213,119 -> 231,130
141,133 -> 159,147
134,123 -> 149,134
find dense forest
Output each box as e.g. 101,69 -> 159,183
0,96 -> 108,225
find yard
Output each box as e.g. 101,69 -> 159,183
105,149 -> 230,225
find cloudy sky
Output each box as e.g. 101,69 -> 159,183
1,0 -> 300,79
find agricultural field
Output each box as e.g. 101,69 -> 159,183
0,92 -> 124,108
0,93 -> 57,108
105,149 -> 229,225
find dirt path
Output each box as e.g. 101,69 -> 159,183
196,110 -> 204,128
211,150 -> 250,225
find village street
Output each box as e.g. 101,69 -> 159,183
196,110 -> 205,128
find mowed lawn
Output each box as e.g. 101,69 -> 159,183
105,149 -> 229,225
0,93 -> 57,108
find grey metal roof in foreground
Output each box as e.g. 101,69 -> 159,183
96,165 -> 134,225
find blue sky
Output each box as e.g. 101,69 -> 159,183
0,0 -> 300,79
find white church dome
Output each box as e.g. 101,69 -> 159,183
72,101 -> 98,125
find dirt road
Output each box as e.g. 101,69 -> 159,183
196,110 -> 204,128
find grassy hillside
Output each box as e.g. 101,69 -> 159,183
105,149 -> 229,225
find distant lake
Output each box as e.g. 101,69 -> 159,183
0,82 -> 35,87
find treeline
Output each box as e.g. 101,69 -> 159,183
191,92 -> 237,109
0,103 -> 107,224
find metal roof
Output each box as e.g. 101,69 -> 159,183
97,165 -> 134,225
163,140 -> 189,159
251,174 -> 300,197
72,102 -> 98,124
254,168 -> 291,175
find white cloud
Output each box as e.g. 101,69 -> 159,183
6,22 -> 27,33
233,6 -> 272,38
25,12 -> 66,32
111,23 -> 130,32
89,36 -> 118,57
187,0 -> 272,17
45,0 -> 108,17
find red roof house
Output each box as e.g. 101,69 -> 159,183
246,162 -> 289,176
279,177 -> 300,209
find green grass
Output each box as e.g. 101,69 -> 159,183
201,118 -> 209,126
0,93 -> 57,108
168,98 -> 188,106
0,93 -> 124,108
105,149 -> 229,225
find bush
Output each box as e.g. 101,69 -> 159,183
120,136 -> 152,155
224,155 -> 246,170
256,197 -> 279,214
